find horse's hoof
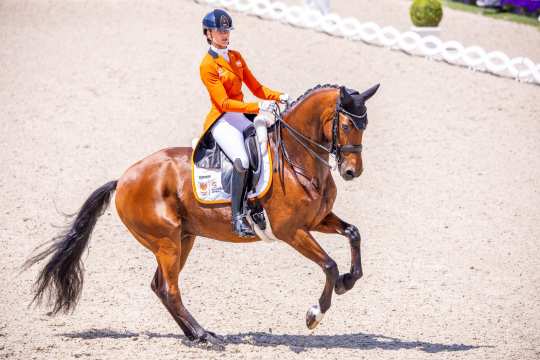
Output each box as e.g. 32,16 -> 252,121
192,331 -> 225,350
306,304 -> 325,330
335,274 -> 348,295
204,330 -> 225,344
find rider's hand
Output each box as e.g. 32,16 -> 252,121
258,100 -> 277,113
279,93 -> 290,104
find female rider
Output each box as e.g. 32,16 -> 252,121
199,9 -> 289,237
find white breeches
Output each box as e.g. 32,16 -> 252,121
211,112 -> 252,169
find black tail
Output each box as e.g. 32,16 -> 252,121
23,180 -> 118,314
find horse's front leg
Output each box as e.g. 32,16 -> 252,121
314,212 -> 362,295
285,229 -> 339,329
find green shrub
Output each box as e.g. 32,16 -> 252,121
410,0 -> 443,27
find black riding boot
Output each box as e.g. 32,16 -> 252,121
231,159 -> 255,237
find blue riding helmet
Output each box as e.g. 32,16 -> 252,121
202,9 -> 234,31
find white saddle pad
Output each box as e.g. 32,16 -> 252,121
192,141 -> 273,204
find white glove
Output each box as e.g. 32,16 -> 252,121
254,115 -> 268,155
279,93 -> 290,104
258,100 -> 277,113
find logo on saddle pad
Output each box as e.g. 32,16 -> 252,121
197,178 -> 221,197
199,181 -> 208,194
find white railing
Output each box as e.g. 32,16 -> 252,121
193,0 -> 540,85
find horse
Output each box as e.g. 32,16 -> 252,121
24,83 -> 380,346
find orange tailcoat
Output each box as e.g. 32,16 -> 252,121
200,48 -> 282,132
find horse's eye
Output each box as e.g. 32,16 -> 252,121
341,123 -> 350,132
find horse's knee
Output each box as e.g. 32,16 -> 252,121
345,224 -> 361,247
323,259 -> 339,281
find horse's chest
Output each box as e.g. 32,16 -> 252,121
269,169 -> 337,227
297,181 -> 337,224
314,189 -> 336,222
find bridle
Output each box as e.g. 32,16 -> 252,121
271,91 -> 367,176
330,94 -> 367,164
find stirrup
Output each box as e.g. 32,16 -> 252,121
232,214 -> 255,237
250,208 -> 266,231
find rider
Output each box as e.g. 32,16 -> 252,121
200,9 -> 289,237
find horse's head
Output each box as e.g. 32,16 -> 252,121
325,84 -> 380,181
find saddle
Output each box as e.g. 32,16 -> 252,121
191,121 -> 273,230
193,125 -> 262,194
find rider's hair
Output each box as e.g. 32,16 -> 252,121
203,29 -> 211,45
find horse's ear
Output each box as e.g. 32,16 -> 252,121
360,84 -> 380,101
340,86 -> 353,105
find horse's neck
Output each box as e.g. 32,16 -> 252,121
284,89 -> 335,143
278,89 -> 336,176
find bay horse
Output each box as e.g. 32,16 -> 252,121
24,83 -> 380,345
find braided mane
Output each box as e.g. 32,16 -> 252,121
283,84 -> 340,116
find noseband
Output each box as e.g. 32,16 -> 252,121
272,93 -> 366,172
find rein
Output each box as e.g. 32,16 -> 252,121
271,93 -> 366,181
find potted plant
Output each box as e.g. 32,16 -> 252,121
410,0 -> 444,37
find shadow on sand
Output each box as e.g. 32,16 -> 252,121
59,328 -> 491,353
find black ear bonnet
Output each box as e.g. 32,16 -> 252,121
339,87 -> 367,130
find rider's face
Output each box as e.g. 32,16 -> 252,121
208,29 -> 230,49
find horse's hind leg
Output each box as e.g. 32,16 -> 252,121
147,232 -> 222,345
314,212 -> 362,295
150,232 -> 194,292
285,229 -> 339,330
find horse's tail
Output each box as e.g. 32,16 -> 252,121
23,180 -> 118,315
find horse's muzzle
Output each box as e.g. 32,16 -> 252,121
341,167 -> 362,181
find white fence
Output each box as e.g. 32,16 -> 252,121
193,0 -> 540,86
